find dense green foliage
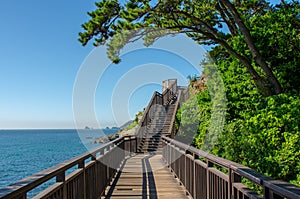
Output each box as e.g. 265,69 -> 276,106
214,57 -> 300,184
177,2 -> 300,184
178,59 -> 300,185
218,93 -> 300,183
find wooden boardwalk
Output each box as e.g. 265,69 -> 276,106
2,80 -> 300,199
104,153 -> 189,199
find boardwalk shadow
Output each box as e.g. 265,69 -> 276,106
105,154 -> 158,199
143,155 -> 158,199
105,158 -> 127,198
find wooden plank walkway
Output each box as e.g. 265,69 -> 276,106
104,153 -> 189,199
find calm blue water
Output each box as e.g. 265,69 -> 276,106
0,129 -> 118,195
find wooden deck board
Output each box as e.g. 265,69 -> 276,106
104,153 -> 190,199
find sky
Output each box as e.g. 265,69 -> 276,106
0,1 -> 95,129
0,0 -> 281,129
0,0 -> 206,129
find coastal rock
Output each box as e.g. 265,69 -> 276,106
118,126 -> 138,137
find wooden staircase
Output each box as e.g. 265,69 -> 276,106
161,104 -> 176,136
137,98 -> 178,153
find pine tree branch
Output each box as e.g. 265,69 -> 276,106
220,0 -> 283,94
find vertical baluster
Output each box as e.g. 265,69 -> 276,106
193,154 -> 199,199
228,168 -> 232,199
207,160 -> 213,199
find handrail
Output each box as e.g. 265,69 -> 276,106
166,90 -> 182,137
162,79 -> 177,94
138,79 -> 178,132
139,91 -> 162,127
136,91 -> 163,147
180,87 -> 189,103
161,136 -> 300,199
136,80 -> 178,148
135,80 -> 178,149
0,136 -> 137,199
162,80 -> 177,105
164,86 -> 189,138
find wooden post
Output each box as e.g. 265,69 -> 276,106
263,187 -> 284,199
78,161 -> 86,199
56,172 -> 66,199
231,171 -> 241,199
135,137 -> 137,153
263,186 -> 270,199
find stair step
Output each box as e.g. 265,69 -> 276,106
143,138 -> 161,141
138,95 -> 178,152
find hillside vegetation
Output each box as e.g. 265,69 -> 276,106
177,2 -> 300,185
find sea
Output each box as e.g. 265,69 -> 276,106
0,129 -> 118,197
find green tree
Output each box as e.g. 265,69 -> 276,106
205,14 -> 300,182
78,0 -> 298,96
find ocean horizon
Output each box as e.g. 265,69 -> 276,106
0,128 -> 119,197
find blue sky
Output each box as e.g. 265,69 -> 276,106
0,1 -> 95,129
0,1 -> 204,129
0,0 -> 281,129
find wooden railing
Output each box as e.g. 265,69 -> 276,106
136,91 -> 163,147
0,136 -> 137,199
162,136 -> 300,199
136,79 -> 179,147
139,91 -> 163,128
2,133 -> 300,199
166,90 -> 182,138
180,86 -> 190,103
162,80 -> 178,105
164,86 -> 189,138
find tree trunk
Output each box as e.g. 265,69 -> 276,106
217,39 -> 273,96
220,0 -> 283,95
